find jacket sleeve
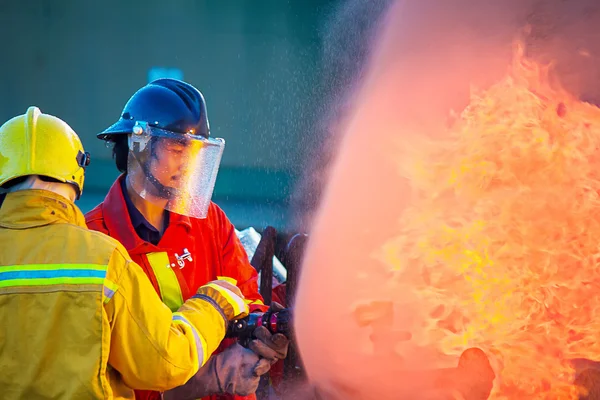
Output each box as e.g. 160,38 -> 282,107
103,244 -> 248,392
215,204 -> 268,313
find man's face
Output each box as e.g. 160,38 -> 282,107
126,130 -> 224,217
149,137 -> 192,189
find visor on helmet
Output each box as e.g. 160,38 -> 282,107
127,121 -> 224,219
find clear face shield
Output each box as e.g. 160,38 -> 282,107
127,121 -> 225,219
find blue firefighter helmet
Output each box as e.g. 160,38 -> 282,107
97,78 -> 210,140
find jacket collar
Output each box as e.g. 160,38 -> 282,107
120,177 -> 164,245
0,189 -> 87,229
102,174 -> 192,251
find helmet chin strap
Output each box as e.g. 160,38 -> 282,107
131,152 -> 180,200
142,158 -> 176,199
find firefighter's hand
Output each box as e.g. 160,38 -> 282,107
163,343 -> 271,399
214,343 -> 272,396
249,302 -> 290,363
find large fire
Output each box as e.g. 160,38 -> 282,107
379,43 -> 600,398
295,41 -> 600,399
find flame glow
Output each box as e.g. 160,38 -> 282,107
375,43 -> 600,399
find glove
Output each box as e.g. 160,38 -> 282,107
163,343 -> 272,400
248,302 -> 290,364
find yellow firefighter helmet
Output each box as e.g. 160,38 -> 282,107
0,106 -> 90,198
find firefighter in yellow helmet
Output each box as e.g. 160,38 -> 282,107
0,107 -> 271,399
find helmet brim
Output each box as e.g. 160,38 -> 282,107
97,119 -> 135,141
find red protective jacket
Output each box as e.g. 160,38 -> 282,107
85,175 -> 267,400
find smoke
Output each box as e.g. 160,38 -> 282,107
290,0 -> 394,233
294,0 -> 600,399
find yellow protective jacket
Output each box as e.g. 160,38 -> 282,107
0,190 -> 245,399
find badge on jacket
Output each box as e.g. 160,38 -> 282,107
170,248 -> 193,269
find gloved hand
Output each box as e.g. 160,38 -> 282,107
163,343 -> 271,400
248,302 -> 290,364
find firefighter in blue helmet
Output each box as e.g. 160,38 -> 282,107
86,78 -> 289,400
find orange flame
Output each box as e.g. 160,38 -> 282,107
376,42 -> 600,399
